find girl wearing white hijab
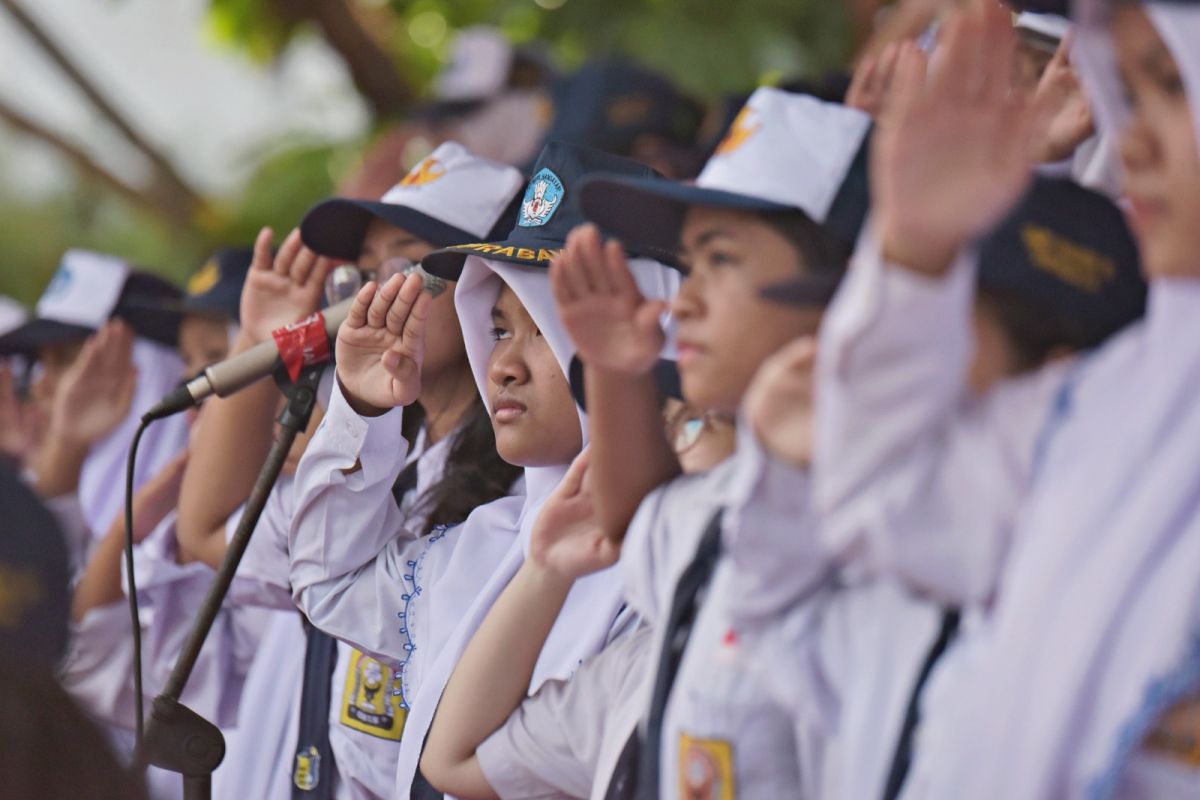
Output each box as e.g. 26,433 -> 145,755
287,143 -> 680,797
810,1 -> 1200,797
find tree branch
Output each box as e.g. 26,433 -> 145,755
272,0 -> 413,118
0,0 -> 205,222
0,98 -> 187,228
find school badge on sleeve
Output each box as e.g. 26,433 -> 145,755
518,168 -> 565,227
678,734 -> 736,800
339,649 -> 407,740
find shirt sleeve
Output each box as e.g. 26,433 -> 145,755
812,229 -> 1068,605
288,379 -> 428,663
477,626 -> 652,800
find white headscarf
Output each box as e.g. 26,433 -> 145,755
904,6 -> 1200,798
392,252 -> 679,795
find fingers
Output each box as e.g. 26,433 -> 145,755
367,274 -> 403,329
549,254 -> 576,307
602,238 -> 639,299
886,42 -> 929,123
575,224 -> 606,295
289,244 -> 319,287
275,229 -> 304,277
399,284 -> 432,358
251,227 -> 274,273
346,282 -> 377,329
559,448 -> 591,498
306,256 -> 334,293
554,229 -> 589,302
847,54 -> 878,110
387,272 -> 425,337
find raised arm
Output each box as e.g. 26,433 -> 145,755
812,4 -> 1058,604
551,224 -> 679,544
175,227 -> 329,566
288,272 -> 440,660
422,451 -> 619,798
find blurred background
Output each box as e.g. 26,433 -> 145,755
0,0 -> 879,303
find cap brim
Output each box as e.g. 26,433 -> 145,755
0,319 -> 94,356
579,176 -> 793,267
759,274 -> 844,308
568,355 -> 682,412
301,198 -> 480,261
422,236 -> 565,280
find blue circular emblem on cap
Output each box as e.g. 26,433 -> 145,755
44,267 -> 72,298
519,168 -> 565,228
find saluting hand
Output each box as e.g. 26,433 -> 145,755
742,336 -> 817,468
240,227 -> 332,344
530,450 -> 620,581
335,273 -> 432,416
874,1 -> 1034,275
1029,34 -> 1095,165
551,224 -> 667,376
50,320 -> 138,448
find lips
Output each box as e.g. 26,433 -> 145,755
491,397 -> 528,423
676,340 -> 707,368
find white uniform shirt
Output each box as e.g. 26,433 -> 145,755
476,625 -> 655,800
816,230 -> 1200,798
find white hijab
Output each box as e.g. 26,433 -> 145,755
906,6 -> 1200,798
78,337 -> 189,538
393,253 -> 679,796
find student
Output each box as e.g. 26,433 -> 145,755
161,143 -> 528,800
0,252 -> 189,566
727,174 -> 1146,800
418,88 -> 870,800
288,143 -> 680,797
810,1 -> 1200,796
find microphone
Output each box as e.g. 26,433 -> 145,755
143,297 -> 353,422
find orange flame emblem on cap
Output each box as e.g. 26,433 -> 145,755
399,157 -> 446,187
714,106 -> 760,157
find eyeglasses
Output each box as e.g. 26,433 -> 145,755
665,406 -> 726,455
323,258 -> 449,306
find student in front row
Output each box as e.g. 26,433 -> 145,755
286,143 -> 681,797
419,87 -> 871,800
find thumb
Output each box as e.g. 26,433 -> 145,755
560,448 -> 591,498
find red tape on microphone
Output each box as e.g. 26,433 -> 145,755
272,311 -> 331,382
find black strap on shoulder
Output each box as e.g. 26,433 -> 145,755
881,608 -> 962,800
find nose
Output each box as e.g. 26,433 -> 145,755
671,273 -> 705,321
1118,112 -> 1159,175
488,339 -> 531,390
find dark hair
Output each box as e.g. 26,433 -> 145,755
760,209 -> 854,280
976,287 -> 1082,375
397,396 -> 523,537
0,658 -> 147,800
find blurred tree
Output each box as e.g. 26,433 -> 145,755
0,0 -> 856,306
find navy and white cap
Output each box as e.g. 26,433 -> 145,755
0,297 -> 27,338
578,87 -> 873,265
422,140 -> 670,278
300,141 -> 527,261
0,251 -> 182,356
1015,12 -> 1071,51
178,247 -> 253,323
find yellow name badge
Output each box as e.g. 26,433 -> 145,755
339,649 -> 407,741
678,733 -> 736,800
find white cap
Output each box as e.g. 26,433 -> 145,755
0,297 -> 27,337
698,87 -> 872,224
36,250 -> 130,329
1016,12 -> 1071,43
301,141 -> 526,260
433,26 -> 514,102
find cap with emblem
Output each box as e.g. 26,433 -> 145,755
300,141 -> 527,262
179,247 -> 253,323
543,58 -> 704,158
422,140 -> 669,279
578,86 -> 873,273
978,176 -> 1144,349
0,251 -> 183,356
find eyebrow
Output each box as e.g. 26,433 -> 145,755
683,227 -> 737,254
490,306 -> 508,322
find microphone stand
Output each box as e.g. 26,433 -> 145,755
141,363 -> 324,800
